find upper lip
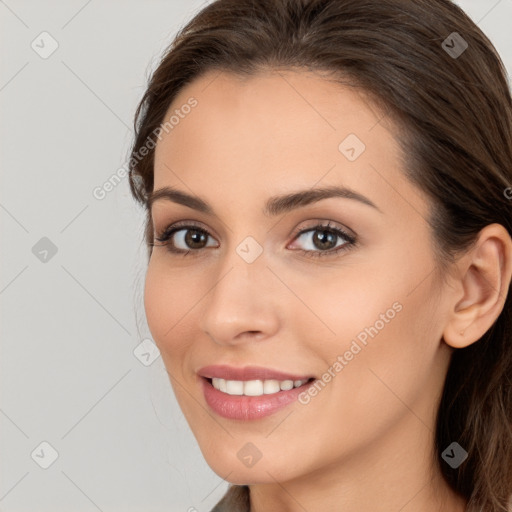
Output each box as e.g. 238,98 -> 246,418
198,365 -> 314,382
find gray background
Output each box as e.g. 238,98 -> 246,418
1,1 -> 511,511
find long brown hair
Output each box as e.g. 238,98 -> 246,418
127,0 -> 512,509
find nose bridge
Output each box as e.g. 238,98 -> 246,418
198,235 -> 280,344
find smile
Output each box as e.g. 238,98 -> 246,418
210,377 -> 311,396
198,365 -> 317,420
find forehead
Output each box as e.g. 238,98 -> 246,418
155,69 -> 385,159
152,69 -> 428,221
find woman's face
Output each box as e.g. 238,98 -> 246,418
145,69 -> 455,484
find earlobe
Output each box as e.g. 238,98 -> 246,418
442,223 -> 512,349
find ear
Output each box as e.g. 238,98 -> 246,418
443,223 -> 512,349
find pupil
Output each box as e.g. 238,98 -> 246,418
314,230 -> 336,250
186,229 -> 206,248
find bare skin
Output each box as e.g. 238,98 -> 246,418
144,68 -> 512,512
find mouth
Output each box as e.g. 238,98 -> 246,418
198,364 -> 315,382
197,365 -> 317,420
203,376 -> 315,397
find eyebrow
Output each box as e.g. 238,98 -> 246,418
147,185 -> 382,217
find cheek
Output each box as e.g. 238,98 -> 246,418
143,257 -> 200,357
322,297 -> 439,461
295,249 -> 440,413
144,260 -> 169,343
314,233 -> 438,367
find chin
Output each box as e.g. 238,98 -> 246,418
203,449 -> 302,485
210,466 -> 283,485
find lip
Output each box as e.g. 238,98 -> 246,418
200,377 -> 315,420
197,365 -> 316,421
197,364 -> 314,382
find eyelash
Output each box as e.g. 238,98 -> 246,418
152,220 -> 357,259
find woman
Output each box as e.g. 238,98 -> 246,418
127,0 -> 512,510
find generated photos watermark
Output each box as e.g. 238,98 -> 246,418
92,96 -> 198,201
298,301 -> 403,405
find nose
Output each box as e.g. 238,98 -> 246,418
198,247 -> 281,346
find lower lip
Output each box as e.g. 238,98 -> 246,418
201,377 -> 315,420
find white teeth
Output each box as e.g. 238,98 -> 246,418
244,380 -> 263,396
225,380 -> 244,395
263,379 -> 280,394
280,380 -> 294,391
212,378 -> 227,392
211,378 -> 309,396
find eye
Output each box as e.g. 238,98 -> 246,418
152,219 -> 357,259
287,221 -> 356,258
152,221 -> 218,255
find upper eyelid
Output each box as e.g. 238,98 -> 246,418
155,219 -> 210,236
156,218 -> 350,233
293,220 -> 354,237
